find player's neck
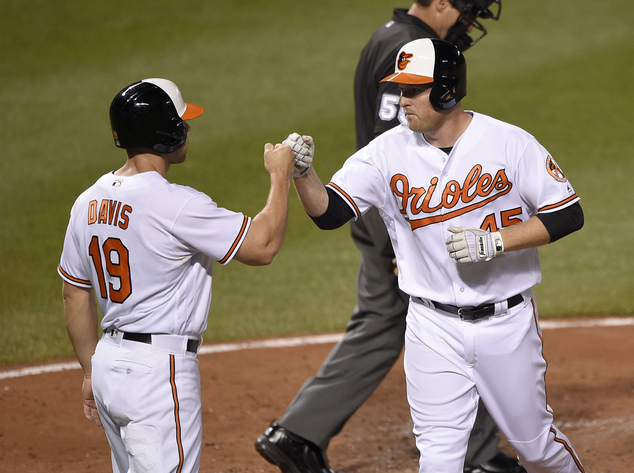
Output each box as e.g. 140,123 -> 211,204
114,152 -> 170,178
424,109 -> 472,149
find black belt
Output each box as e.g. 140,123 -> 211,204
426,294 -> 524,321
110,330 -> 200,353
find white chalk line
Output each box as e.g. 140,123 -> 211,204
0,333 -> 344,380
2,317 -> 633,381
558,415 -> 634,431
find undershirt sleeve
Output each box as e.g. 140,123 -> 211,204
536,201 -> 584,242
310,187 -> 356,230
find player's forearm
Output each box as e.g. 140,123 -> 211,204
62,282 -> 99,375
499,216 -> 551,252
493,202 -> 583,253
293,167 -> 329,217
258,173 -> 292,257
236,174 -> 291,266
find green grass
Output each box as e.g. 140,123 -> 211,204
1,0 -> 632,365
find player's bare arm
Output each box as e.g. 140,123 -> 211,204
293,167 -> 330,218
62,282 -> 102,426
447,204 -> 583,263
234,143 -> 295,266
280,132 -> 330,218
500,203 -> 584,251
498,215 -> 551,251
288,135 -> 356,230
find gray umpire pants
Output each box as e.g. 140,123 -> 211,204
278,207 -> 502,467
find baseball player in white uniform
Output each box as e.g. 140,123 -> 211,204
58,78 -> 295,472
286,39 -> 585,472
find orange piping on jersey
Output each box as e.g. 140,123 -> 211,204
57,265 -> 92,287
327,183 -> 361,218
551,428 -> 586,472
407,188 -> 512,230
538,194 -> 578,213
170,355 -> 185,473
219,215 -> 249,264
530,297 -> 548,399
532,299 -> 586,473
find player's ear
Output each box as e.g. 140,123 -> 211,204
436,0 -> 449,13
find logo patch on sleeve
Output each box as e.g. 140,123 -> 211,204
546,155 -> 567,182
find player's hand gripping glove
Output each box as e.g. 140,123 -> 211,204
283,132 -> 314,177
446,226 -> 504,263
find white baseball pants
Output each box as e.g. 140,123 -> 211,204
404,292 -> 585,473
92,332 -> 202,473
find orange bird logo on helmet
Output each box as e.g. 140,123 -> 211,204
397,52 -> 414,71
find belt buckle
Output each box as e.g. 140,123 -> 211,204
108,329 -> 119,338
460,304 -> 496,321
458,306 -> 474,320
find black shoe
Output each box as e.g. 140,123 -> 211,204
465,452 -> 527,473
255,422 -> 336,473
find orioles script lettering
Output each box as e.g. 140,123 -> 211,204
390,164 -> 512,229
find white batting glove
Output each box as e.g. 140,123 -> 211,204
446,226 -> 504,263
283,132 -> 314,177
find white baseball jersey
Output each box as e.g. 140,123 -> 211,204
327,112 -> 579,306
58,171 -> 250,337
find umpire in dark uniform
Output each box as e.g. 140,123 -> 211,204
255,2 -> 525,472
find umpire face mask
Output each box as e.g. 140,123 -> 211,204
445,0 -> 501,51
445,16 -> 486,51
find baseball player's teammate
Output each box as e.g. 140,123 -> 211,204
256,2 -> 521,473
58,78 -> 294,472
287,39 -> 585,472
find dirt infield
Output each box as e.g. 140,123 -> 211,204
1,318 -> 633,473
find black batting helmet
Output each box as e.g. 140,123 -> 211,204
446,0 -> 501,51
380,38 -> 466,111
109,78 -> 204,154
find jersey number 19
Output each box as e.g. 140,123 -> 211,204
89,235 -> 132,303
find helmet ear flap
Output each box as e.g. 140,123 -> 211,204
429,73 -> 464,110
153,117 -> 187,154
429,40 -> 467,111
430,84 -> 459,111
